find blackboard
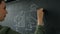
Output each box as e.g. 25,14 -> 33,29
0,0 -> 39,34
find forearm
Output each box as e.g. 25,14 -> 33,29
37,8 -> 44,26
34,8 -> 45,34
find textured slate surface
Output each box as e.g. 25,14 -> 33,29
0,0 -> 39,34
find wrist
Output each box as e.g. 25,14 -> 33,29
37,22 -> 44,26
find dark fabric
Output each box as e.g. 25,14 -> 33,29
7,28 -> 20,34
34,25 -> 45,34
0,25 -> 45,34
0,25 -> 20,34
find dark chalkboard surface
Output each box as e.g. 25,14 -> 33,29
0,0 -> 40,34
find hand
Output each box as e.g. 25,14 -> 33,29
37,8 -> 44,25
